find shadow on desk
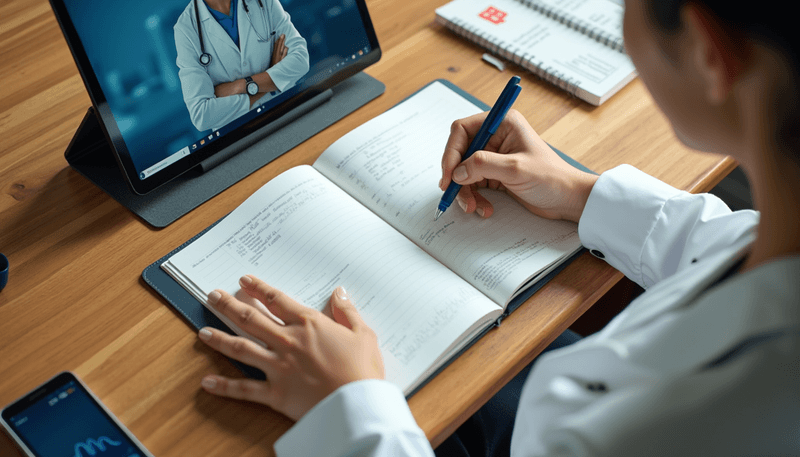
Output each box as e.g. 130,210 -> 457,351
185,342 -> 292,454
0,428 -> 24,457
0,168 -> 133,297
1,166 -> 131,250
569,166 -> 753,337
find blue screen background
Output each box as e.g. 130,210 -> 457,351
10,380 -> 144,457
62,0 -> 371,177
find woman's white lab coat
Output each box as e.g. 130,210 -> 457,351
273,165 -> 800,456
174,0 -> 310,132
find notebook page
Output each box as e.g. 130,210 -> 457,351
313,82 -> 581,307
522,0 -> 624,45
163,166 -> 501,393
436,0 -> 635,101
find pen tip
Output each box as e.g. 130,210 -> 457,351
434,209 -> 443,221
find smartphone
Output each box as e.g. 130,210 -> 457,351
1,372 -> 154,457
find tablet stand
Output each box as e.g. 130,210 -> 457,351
65,72 -> 385,228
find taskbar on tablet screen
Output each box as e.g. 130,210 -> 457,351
50,0 -> 381,196
137,46 -> 374,183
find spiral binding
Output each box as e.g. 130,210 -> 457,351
517,0 -> 625,53
436,15 -> 581,99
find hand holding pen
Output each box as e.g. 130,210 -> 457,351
438,77 -> 599,223
435,76 -> 522,220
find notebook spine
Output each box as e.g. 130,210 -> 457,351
517,0 -> 625,53
436,15 -> 582,100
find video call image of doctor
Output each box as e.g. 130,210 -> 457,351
174,0 -> 310,132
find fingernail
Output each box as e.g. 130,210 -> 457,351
201,377 -> 217,389
453,166 -> 468,182
476,207 -> 485,217
458,198 -> 467,212
337,286 -> 348,301
239,275 -> 253,287
199,328 -> 212,341
207,290 -> 221,305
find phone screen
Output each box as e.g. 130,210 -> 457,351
4,376 -> 146,457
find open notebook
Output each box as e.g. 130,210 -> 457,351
148,81 -> 587,395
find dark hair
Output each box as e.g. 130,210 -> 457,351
645,0 -> 800,160
645,1 -> 798,72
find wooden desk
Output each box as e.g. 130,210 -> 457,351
0,0 -> 735,455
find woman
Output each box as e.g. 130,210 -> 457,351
194,0 -> 800,454
174,0 -> 309,132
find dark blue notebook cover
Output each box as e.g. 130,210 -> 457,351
142,79 -> 594,391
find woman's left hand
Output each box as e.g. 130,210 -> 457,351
270,34 -> 287,67
197,275 -> 385,421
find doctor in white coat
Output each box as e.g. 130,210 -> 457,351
191,0 -> 800,454
174,0 -> 309,132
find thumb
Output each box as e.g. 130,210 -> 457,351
452,150 -> 519,186
330,287 -> 363,330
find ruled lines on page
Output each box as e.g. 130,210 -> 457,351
314,82 -> 581,306
520,0 -> 624,48
163,166 -> 501,391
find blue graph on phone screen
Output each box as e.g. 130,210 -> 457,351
73,436 -> 123,457
10,381 -> 142,457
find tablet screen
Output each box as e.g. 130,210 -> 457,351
51,0 -> 380,194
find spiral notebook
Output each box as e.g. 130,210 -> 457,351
435,0 -> 637,105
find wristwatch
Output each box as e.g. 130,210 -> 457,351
245,76 -> 259,96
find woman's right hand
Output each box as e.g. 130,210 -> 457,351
440,109 -> 598,223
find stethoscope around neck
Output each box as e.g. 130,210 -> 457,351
194,0 -> 275,66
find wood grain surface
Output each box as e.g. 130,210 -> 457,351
0,0 -> 734,455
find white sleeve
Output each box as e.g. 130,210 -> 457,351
264,0 -> 310,92
174,19 -> 249,132
274,380 -> 434,457
578,164 -> 758,288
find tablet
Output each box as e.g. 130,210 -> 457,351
50,0 -> 381,195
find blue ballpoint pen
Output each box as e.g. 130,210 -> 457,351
434,76 -> 522,221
